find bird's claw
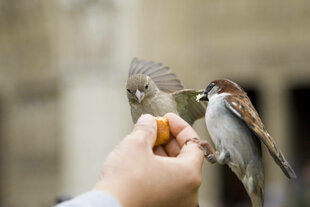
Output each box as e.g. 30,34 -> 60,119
205,153 -> 217,164
185,138 -> 218,164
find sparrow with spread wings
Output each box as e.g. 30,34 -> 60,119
196,79 -> 296,207
126,58 -> 207,125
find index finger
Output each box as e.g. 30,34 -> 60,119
164,113 -> 204,166
164,113 -> 199,147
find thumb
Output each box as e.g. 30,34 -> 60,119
126,114 -> 157,149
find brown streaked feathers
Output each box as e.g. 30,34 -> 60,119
216,80 -> 296,178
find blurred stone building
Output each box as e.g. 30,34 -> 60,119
0,0 -> 309,207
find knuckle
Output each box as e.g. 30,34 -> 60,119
190,173 -> 202,188
130,133 -> 148,147
183,167 -> 202,189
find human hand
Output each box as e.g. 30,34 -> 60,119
94,113 -> 204,207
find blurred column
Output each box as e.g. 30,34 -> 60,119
55,0 -> 137,196
0,0 -> 59,206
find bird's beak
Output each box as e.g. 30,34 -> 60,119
135,89 -> 145,103
196,90 -> 208,102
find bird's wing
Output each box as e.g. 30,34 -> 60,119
128,58 -> 184,93
224,94 -> 296,179
172,89 -> 207,125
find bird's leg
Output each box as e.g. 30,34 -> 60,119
185,138 -> 218,164
216,151 -> 230,165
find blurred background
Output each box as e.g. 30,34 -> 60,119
0,0 -> 309,206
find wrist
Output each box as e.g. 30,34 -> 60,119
94,179 -> 145,207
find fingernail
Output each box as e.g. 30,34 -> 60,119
136,114 -> 155,126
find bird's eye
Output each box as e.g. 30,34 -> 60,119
206,82 -> 215,93
127,89 -> 131,93
145,84 -> 149,89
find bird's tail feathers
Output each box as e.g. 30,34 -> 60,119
270,151 -> 296,179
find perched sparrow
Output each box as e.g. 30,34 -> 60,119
126,58 -> 207,125
196,79 -> 296,207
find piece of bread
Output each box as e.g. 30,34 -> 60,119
154,117 -> 170,146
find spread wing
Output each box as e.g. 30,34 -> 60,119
173,89 -> 207,125
128,58 -> 184,93
224,94 -> 296,179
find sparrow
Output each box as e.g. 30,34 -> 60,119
126,58 -> 207,125
196,79 -> 296,207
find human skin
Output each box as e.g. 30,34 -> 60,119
94,113 -> 204,207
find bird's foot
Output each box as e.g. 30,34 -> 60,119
205,153 -> 217,164
185,138 -> 217,164
217,151 -> 230,165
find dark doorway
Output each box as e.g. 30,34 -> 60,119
290,87 -> 310,170
290,87 -> 310,207
221,88 -> 260,207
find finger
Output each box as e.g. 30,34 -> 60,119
164,113 -> 199,147
125,114 -> 157,149
153,145 -> 168,157
178,140 -> 204,168
164,138 -> 181,157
